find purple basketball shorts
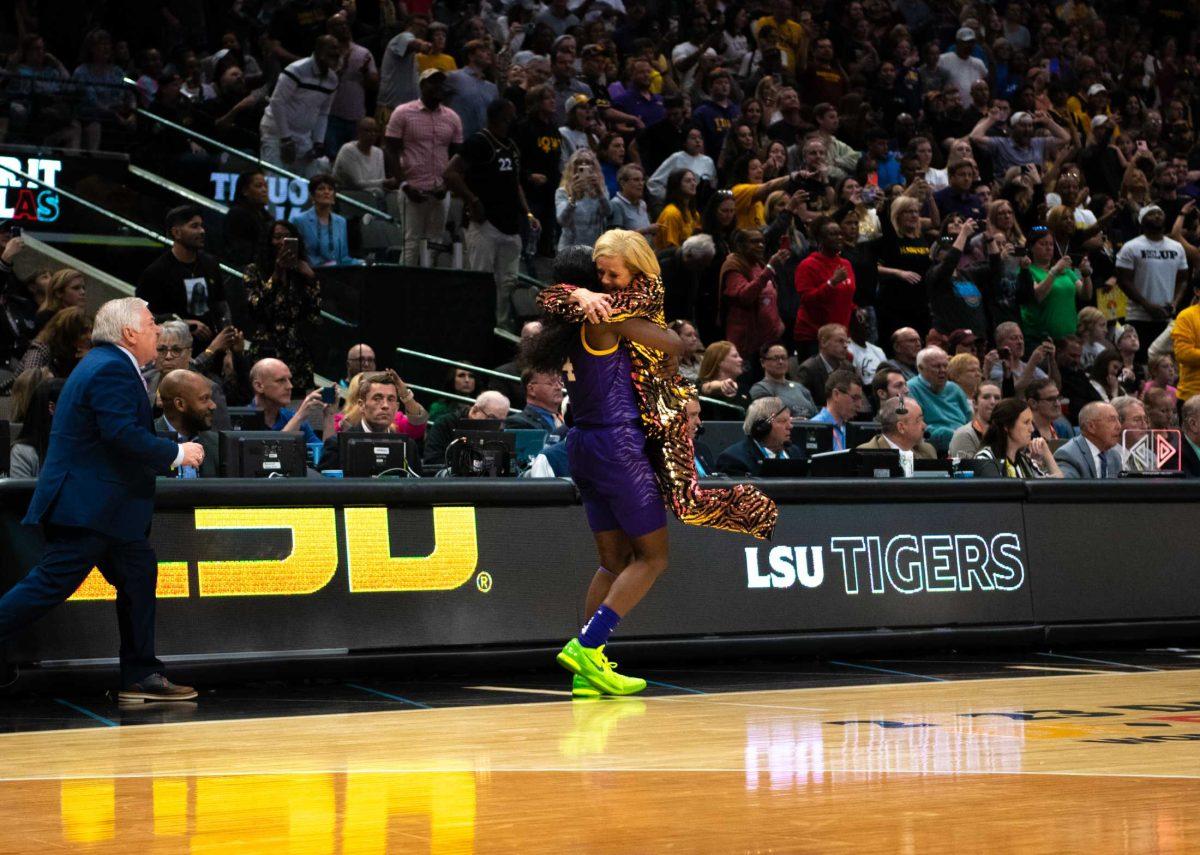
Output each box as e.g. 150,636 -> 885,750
567,423 -> 667,539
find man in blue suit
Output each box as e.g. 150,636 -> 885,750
1054,402 -> 1124,479
0,298 -> 204,701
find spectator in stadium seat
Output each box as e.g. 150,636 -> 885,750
333,117 -> 394,195
319,371 -> 420,472
445,40 -> 500,140
429,365 -> 477,422
975,398 -> 1064,478
515,84 -> 563,255
290,173 -> 362,266
340,343 -> 376,393
720,229 -> 786,362
987,321 -> 1059,393
137,206 -> 228,346
195,58 -> 265,151
857,397 -> 937,471
557,150 -> 611,250
1111,395 -> 1150,472
697,340 -> 750,412
796,323 -> 851,407
1054,401 -> 1123,478
142,319 -> 234,431
156,369 -> 219,477
248,357 -> 326,444
1024,377 -> 1072,440
445,98 -> 534,332
793,220 -> 857,357
421,389 -> 511,465
1172,290 -> 1200,404
608,164 -> 653,236
73,29 -> 136,151
222,171 -> 273,268
750,342 -> 817,419
260,35 -> 341,176
1180,395 -> 1200,477
333,369 -> 427,440
507,368 -> 568,438
715,396 -> 796,476
889,327 -> 922,380
1143,386 -> 1178,430
869,367 -> 910,417
0,230 -> 44,364
908,345 -> 973,453
378,15 -> 430,117
684,398 -> 719,477
647,128 -> 718,204
7,377 -> 65,478
324,11 -> 378,155
386,68 -> 463,266
949,381 -> 1002,458
18,307 -> 92,379
810,369 -> 865,450
33,268 -> 87,332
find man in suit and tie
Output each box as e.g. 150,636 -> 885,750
0,298 -> 204,700
1054,401 -> 1123,479
156,369 -> 219,477
716,397 -> 797,476
1180,394 -> 1200,477
794,323 -> 851,407
856,397 -> 937,476
318,370 -> 419,472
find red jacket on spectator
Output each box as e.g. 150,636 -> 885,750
793,252 -> 856,343
721,255 -> 785,361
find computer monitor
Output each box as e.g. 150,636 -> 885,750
226,406 -> 265,431
845,420 -> 881,449
700,421 -> 747,456
507,429 -> 548,468
463,418 -> 504,432
759,457 -> 809,478
790,421 -> 835,458
218,431 -> 307,477
449,429 -> 516,476
809,448 -> 903,478
339,432 -> 417,477
957,458 -> 1004,478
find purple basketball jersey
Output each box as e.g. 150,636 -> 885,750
563,326 -> 640,427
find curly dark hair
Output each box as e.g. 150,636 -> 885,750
519,246 -> 594,375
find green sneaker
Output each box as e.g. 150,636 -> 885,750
571,674 -> 600,698
556,638 -> 647,696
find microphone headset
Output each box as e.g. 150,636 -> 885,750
751,405 -> 788,441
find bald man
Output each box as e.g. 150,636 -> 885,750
250,357 -> 324,443
156,369 -> 220,477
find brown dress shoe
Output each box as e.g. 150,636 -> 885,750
118,674 -> 198,703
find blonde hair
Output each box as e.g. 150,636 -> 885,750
592,228 -> 661,279
765,189 -> 789,221
39,267 -> 84,315
1077,305 -> 1106,337
560,148 -> 601,201
890,196 -> 921,235
947,353 -> 981,397
987,199 -> 1024,245
1045,204 -> 1074,235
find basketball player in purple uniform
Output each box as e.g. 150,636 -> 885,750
522,246 -> 686,696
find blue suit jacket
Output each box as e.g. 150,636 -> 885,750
23,343 -> 180,540
289,207 -> 361,267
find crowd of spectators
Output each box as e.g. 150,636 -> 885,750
4,0 -> 1200,479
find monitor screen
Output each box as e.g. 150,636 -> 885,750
791,421 -> 835,457
218,431 -> 307,477
339,433 -> 417,477
451,429 -> 515,476
845,421 -> 881,450
226,406 -> 265,431
507,429 -> 548,467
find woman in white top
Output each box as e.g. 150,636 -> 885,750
909,136 -> 948,190
648,127 -> 718,202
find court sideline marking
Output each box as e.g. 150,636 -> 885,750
53,699 -> 116,728
829,661 -> 947,681
1036,652 -> 1159,672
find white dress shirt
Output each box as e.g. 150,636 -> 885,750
881,433 -> 915,477
119,344 -> 184,468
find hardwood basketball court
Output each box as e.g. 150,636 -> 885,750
0,654 -> 1198,853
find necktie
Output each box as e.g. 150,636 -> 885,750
1099,451 -> 1108,478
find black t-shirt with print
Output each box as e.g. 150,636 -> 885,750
461,130 -> 523,235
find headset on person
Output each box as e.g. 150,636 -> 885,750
750,405 -> 788,441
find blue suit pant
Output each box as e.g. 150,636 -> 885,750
0,525 -> 162,686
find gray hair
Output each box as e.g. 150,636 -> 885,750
159,319 -> 192,345
878,396 -> 916,434
91,297 -> 148,345
475,390 -> 511,413
916,345 -> 948,370
681,233 -> 716,263
994,321 -> 1021,345
1110,395 -> 1142,423
1078,400 -> 1113,430
743,396 -> 784,435
1182,394 -> 1200,425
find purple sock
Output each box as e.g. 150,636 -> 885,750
579,604 -> 622,649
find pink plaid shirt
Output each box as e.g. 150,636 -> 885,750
385,100 -> 463,191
